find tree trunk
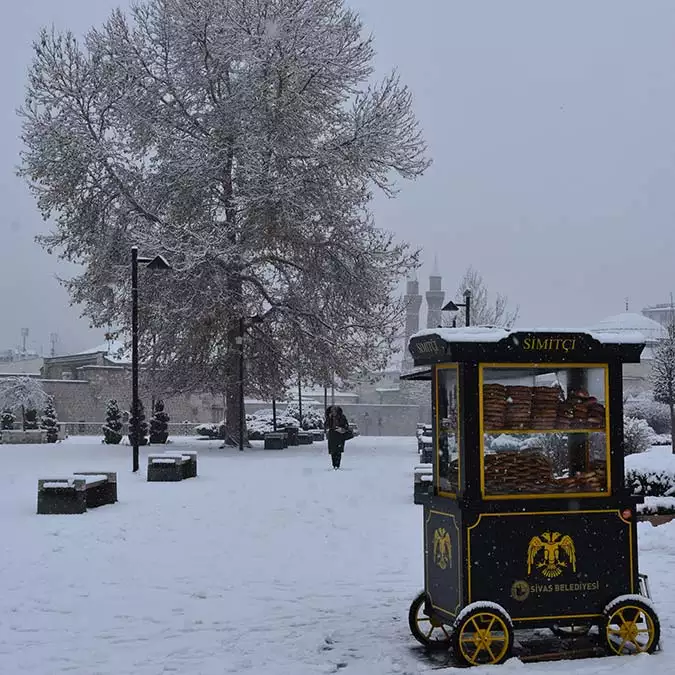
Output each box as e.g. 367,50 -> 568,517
670,403 -> 675,454
221,320 -> 244,447
22,405 -> 25,432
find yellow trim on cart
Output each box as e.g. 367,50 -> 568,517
425,509 -> 462,617
435,364 -> 460,499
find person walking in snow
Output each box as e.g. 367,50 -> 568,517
325,405 -> 350,469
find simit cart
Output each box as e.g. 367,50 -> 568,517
404,327 -> 661,666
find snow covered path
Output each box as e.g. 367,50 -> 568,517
0,436 -> 673,674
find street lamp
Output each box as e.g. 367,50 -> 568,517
442,289 -> 472,327
237,314 -> 264,451
131,246 -> 171,472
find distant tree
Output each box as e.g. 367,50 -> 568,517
651,324 -> 675,453
444,266 -> 519,328
1,409 -> 15,430
102,399 -> 123,444
19,0 -> 429,449
149,400 -> 170,444
0,376 -> 49,430
40,401 -> 59,442
128,400 -> 149,447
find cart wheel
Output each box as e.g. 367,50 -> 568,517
408,591 -> 453,650
452,603 -> 514,666
603,596 -> 660,656
550,622 -> 592,638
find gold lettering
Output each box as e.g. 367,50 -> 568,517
521,336 -> 578,352
523,337 -> 532,350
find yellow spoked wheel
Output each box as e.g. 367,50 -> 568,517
408,591 -> 453,650
452,603 -> 514,666
604,597 -> 660,656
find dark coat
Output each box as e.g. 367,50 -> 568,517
325,408 -> 349,454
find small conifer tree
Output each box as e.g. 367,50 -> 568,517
149,400 -> 170,444
40,401 -> 59,443
102,399 -> 123,444
1,409 -> 15,430
128,400 -> 149,446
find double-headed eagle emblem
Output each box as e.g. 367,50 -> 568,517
527,531 -> 576,578
433,527 -> 452,570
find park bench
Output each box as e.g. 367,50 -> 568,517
297,432 -> 314,445
37,471 -> 117,514
413,464 -> 433,506
310,429 -> 325,442
264,432 -> 287,449
147,450 -> 198,481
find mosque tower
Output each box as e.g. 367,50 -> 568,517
401,273 -> 423,372
426,259 -> 445,329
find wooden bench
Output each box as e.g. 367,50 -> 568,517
147,451 -> 198,481
37,472 -> 117,514
297,432 -> 314,445
413,464 -> 433,506
310,429 -> 325,442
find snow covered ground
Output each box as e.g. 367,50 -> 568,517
0,436 -> 674,674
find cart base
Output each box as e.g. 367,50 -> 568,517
411,626 -> 660,669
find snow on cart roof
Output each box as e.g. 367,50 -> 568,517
410,326 -> 646,346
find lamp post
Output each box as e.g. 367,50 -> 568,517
131,247 -> 171,472
441,289 -> 472,327
237,314 -> 263,451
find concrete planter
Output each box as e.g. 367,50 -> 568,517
1,430 -> 48,444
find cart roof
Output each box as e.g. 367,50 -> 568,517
407,327 -> 645,366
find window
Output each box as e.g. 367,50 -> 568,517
437,366 -> 459,494
481,365 -> 609,498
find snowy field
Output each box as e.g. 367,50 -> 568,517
1,436 -> 674,675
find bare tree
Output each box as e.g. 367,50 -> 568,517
444,266 -> 519,328
651,324 -> 675,453
19,0 -> 429,445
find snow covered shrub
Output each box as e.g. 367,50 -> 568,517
651,433 -> 672,446
1,409 -> 15,430
102,399 -> 124,444
623,416 -> 655,455
626,469 -> 675,497
40,402 -> 59,443
247,410 -> 298,440
149,400 -> 170,444
625,399 -> 671,434
195,422 -> 223,439
128,400 -> 149,446
301,406 -> 325,431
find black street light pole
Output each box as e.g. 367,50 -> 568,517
131,247 -> 140,472
238,317 -> 245,452
442,289 -> 472,328
237,314 -> 263,452
131,247 -> 171,472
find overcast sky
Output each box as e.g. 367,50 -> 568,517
2,0 -> 675,355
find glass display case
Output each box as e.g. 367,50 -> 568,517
480,364 -> 609,498
436,366 -> 459,494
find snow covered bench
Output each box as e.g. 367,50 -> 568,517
297,432 -> 314,445
264,432 -> 287,450
413,464 -> 433,505
147,451 -> 197,481
37,471 -> 118,514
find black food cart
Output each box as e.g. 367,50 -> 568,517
405,327 -> 660,666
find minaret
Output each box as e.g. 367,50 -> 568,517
402,273 -> 423,372
426,258 -> 445,329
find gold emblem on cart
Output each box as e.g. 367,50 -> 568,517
527,531 -> 576,578
433,527 -> 452,569
511,580 -> 530,601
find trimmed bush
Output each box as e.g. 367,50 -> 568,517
625,399 -> 671,434
626,468 -> 675,497
623,416 -> 655,455
102,399 -> 123,444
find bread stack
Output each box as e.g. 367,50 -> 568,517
531,386 -> 561,430
484,451 -> 554,494
504,386 -> 533,429
586,402 -> 606,429
556,402 -> 574,429
483,383 -> 507,430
